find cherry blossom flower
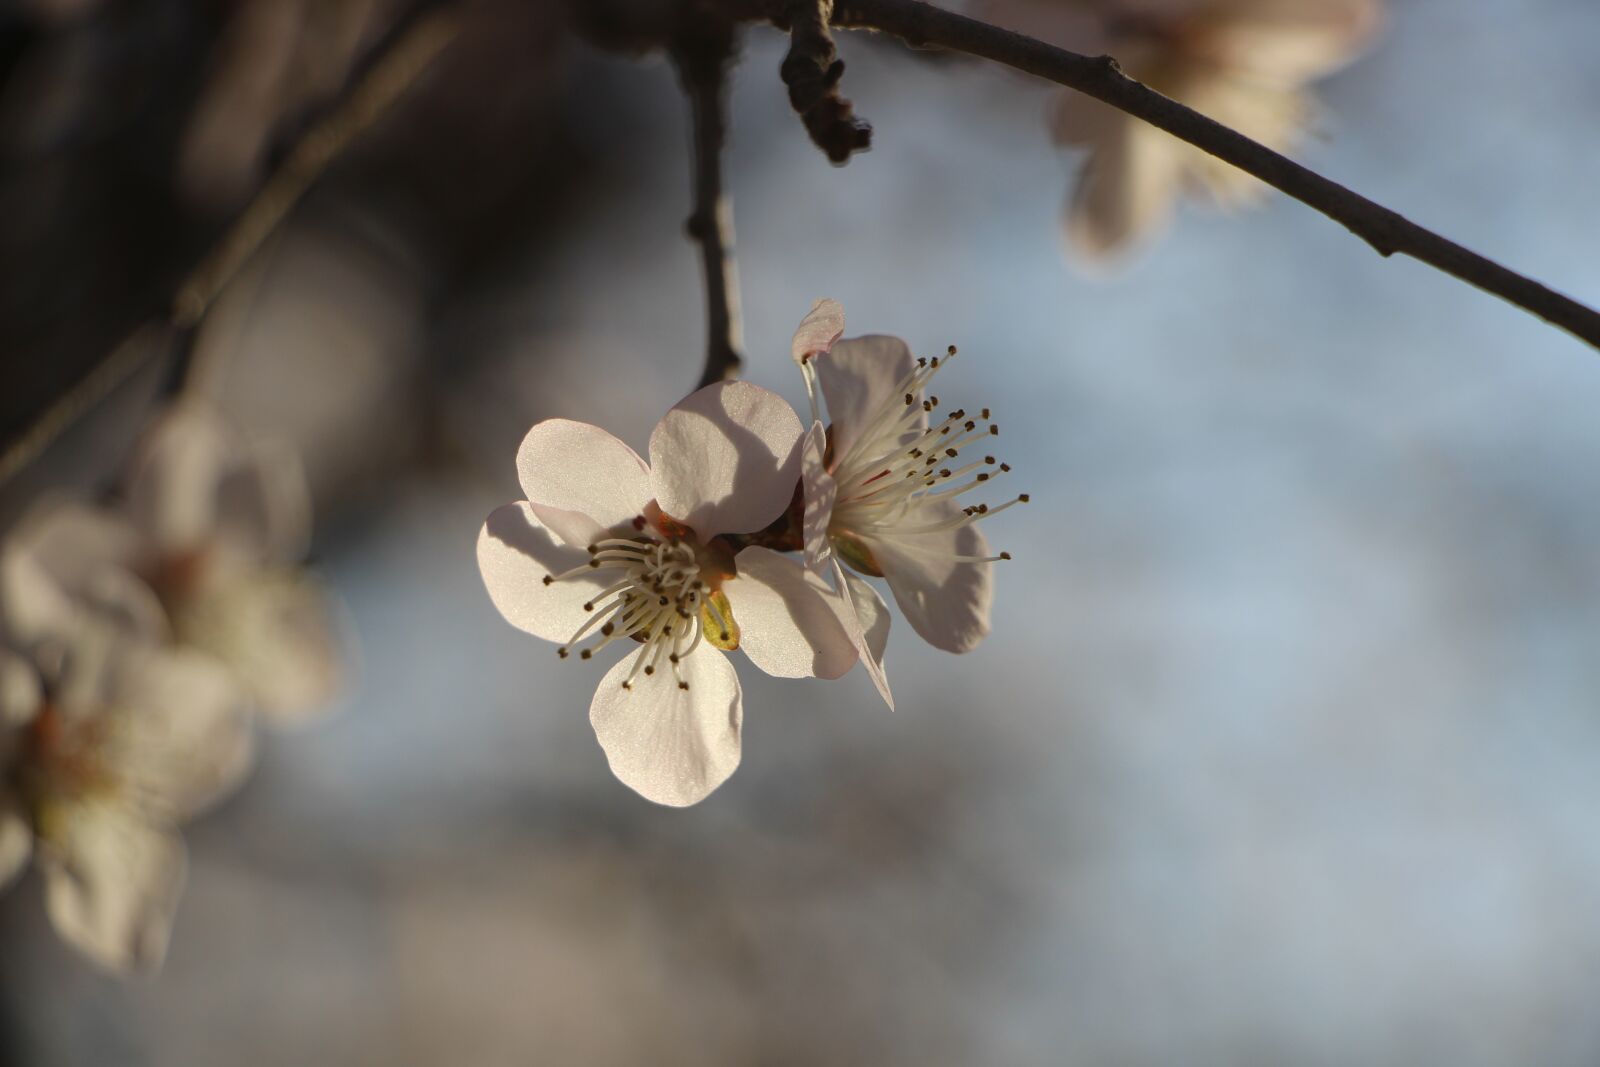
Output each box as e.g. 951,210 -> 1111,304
478,381 -> 856,807
4,403 -> 344,724
985,0 -> 1381,258
0,617 -> 252,975
791,300 -> 1027,707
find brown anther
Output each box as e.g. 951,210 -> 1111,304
990,425 -> 1000,435
557,648 -> 569,659
542,575 -> 553,586
946,448 -> 958,458
977,504 -> 989,513
587,560 -> 600,568
910,448 -> 923,458
977,472 -> 989,482
947,345 -> 957,356
964,420 -> 976,431
917,357 -> 928,368
980,407 -> 990,419
658,595 -> 669,606
1019,493 -> 1031,503
940,468 -> 952,478
631,516 -> 647,531
931,356 -> 941,368
719,632 -> 730,641
621,681 -> 632,691
922,400 -> 933,412
644,665 -> 655,676
905,393 -> 914,405
669,653 -> 680,664
583,601 -> 595,612
601,622 -> 615,636
1000,463 -> 1011,472
580,649 -> 594,660
1000,551 -> 1013,560
985,455 -> 996,464
678,681 -> 690,691
929,395 -> 939,407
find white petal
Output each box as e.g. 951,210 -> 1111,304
106,645 -> 255,821
648,381 -> 803,540
868,507 -> 994,654
790,298 -> 845,364
724,547 -> 856,680
212,438 -> 313,565
41,804 -> 186,976
816,335 -> 921,466
516,420 -> 654,549
126,402 -> 231,558
174,569 -> 344,725
800,422 -> 835,572
589,646 -> 741,807
0,499 -> 164,645
1065,119 -> 1184,261
0,645 -> 42,728
477,502 -> 609,645
0,791 -> 32,893
837,562 -> 894,709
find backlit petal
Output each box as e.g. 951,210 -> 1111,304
790,298 -> 845,364
869,505 -> 994,654
816,335 -> 920,465
589,646 -> 741,807
648,381 -> 802,539
724,547 -> 856,680
516,420 -> 653,549
837,561 -> 893,709
800,422 -> 835,572
478,502 -> 609,644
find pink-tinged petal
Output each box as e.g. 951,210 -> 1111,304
478,502 -> 609,645
725,547 -> 856,680
790,298 -> 845,364
41,804 -> 186,976
126,402 -> 231,558
836,561 -> 893,709
867,505 -> 993,654
1065,119 -> 1184,261
516,420 -> 653,549
0,791 -> 31,892
108,644 -> 255,821
589,646 -> 741,807
0,646 -> 42,728
648,381 -> 803,539
212,438 -> 313,566
800,422 -> 835,572
816,335 -> 921,465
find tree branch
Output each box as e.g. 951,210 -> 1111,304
672,11 -> 746,390
779,0 -> 871,164
817,0 -> 1600,351
0,5 -> 458,488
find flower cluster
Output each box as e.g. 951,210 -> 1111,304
0,402 -> 342,974
478,302 -> 1027,806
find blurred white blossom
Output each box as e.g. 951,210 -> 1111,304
0,620 -> 252,975
8,404 -> 344,725
983,0 -> 1381,258
478,382 -> 856,807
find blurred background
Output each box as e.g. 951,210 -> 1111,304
4,0 -> 1600,1062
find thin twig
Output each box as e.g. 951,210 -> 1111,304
779,0 -> 871,164
0,7 -> 458,487
818,0 -> 1600,351
672,11 -> 746,390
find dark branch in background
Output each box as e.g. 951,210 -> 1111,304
779,0 -> 871,164
0,5 -> 458,487
821,0 -> 1600,352
671,8 -> 745,390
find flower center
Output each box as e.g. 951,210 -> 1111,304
543,535 -> 731,691
13,703 -> 114,835
828,347 -> 1028,570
